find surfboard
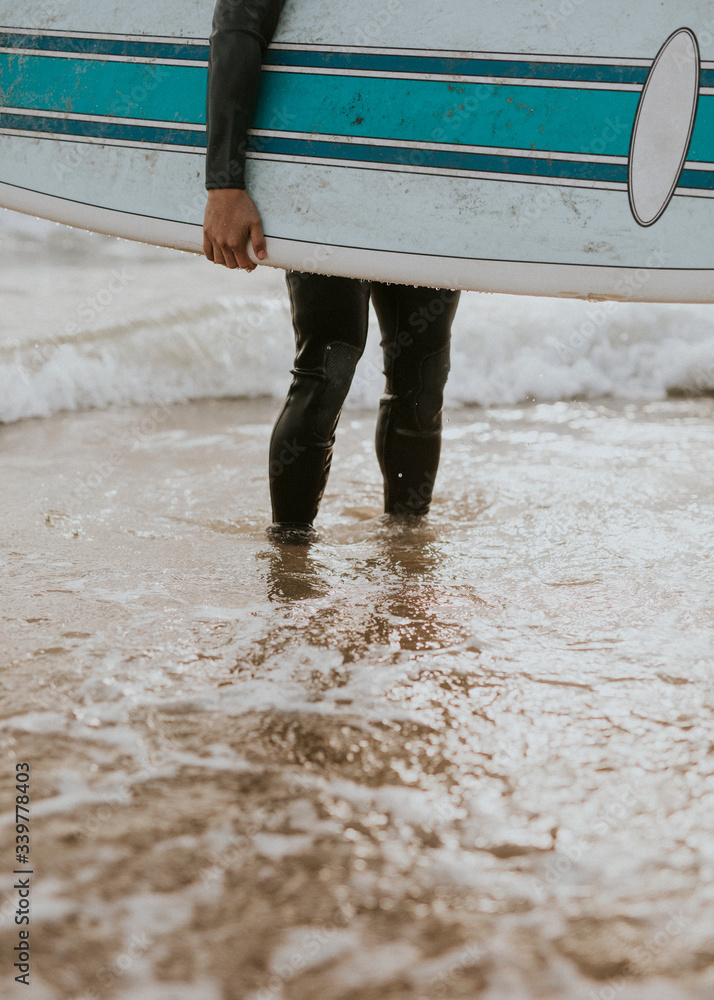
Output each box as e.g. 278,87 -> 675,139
2,0 -> 714,301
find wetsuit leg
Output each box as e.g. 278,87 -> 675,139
269,271 -> 370,527
370,284 -> 460,515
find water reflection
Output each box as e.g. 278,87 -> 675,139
263,533 -> 330,603
260,516 -> 477,663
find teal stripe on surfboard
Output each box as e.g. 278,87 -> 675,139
0,53 -> 199,122
3,51 -> 714,163
254,74 -> 641,156
0,52 -> 638,153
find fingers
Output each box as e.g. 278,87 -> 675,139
203,224 -> 255,270
204,231 -> 242,269
250,217 -> 267,262
233,240 -> 257,272
202,190 -> 266,271
217,242 -> 241,268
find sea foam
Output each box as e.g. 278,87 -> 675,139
2,210 -> 714,423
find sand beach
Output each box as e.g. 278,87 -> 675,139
1,212 -> 714,999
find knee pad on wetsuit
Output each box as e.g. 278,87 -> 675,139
383,343 -> 451,436
414,343 -> 451,433
291,340 -> 363,445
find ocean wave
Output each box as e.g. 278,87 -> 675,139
2,210 -> 714,423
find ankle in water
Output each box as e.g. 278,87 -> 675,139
266,522 -> 318,544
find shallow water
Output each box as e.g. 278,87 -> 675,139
1,391 -> 713,999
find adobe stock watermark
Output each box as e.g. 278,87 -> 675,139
532,781 -> 647,900
200,771 -> 311,890
71,932 -> 150,1000
548,247 -> 672,365
580,115 -> 632,156
201,101 -> 298,211
580,116 -> 630,158
52,140 -> 96,184
381,88 -> 491,189
59,730 -> 187,846
111,64 -> 172,119
582,910 -> 691,1000
71,402 -> 174,502
419,942 -> 488,1000
348,288 -> 458,397
544,0 -> 589,28
269,437 -> 306,479
390,471 -> 437,516
27,268 -> 135,372
680,361 -> 714,397
353,0 -> 403,46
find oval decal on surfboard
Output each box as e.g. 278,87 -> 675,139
628,27 -> 700,227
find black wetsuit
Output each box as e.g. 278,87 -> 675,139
207,0 -> 461,526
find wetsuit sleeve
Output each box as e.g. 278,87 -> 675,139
205,0 -> 286,190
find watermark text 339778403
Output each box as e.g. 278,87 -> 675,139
12,762 -> 32,987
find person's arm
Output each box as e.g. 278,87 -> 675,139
203,0 -> 285,270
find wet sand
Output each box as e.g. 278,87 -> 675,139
1,395 -> 714,1000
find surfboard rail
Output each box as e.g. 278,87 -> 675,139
3,179 -> 713,302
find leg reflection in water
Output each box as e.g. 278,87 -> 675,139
263,532 -> 329,603
260,517 -> 467,655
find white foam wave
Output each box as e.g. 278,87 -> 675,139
2,210 -> 714,423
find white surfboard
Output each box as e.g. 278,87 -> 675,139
2,0 -> 714,301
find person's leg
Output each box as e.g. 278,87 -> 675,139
371,284 -> 460,515
269,271 -> 370,528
